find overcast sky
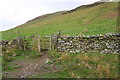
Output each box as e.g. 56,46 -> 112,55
0,0 -> 102,31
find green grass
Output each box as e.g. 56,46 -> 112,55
3,66 -> 21,72
0,56 -> 2,79
2,2 -> 119,40
32,70 -> 71,78
32,50 -> 119,78
1,2 -> 119,78
2,48 -> 41,71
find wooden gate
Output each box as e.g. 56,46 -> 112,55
16,34 -> 59,52
40,36 -> 52,51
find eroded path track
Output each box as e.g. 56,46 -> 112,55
3,51 -> 49,78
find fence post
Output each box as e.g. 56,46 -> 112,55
16,37 -> 23,50
56,31 -> 61,51
56,35 -> 58,51
38,35 -> 41,52
49,35 -> 52,50
32,35 -> 35,50
53,35 -> 57,50
51,35 -> 54,50
16,31 -> 23,50
23,37 -> 26,50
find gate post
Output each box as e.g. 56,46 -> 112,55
23,37 -> 26,50
49,35 -> 52,50
57,31 -> 61,51
38,35 -> 41,52
16,37 -> 23,50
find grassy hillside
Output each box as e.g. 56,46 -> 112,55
32,50 -> 118,78
2,2 -> 118,40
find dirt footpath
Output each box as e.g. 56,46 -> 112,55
3,51 -> 49,78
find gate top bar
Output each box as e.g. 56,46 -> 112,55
44,36 -> 52,38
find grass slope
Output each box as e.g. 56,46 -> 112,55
2,2 -> 118,40
2,49 -> 119,78
31,50 -> 118,78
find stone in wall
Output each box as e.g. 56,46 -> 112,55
58,33 -> 120,54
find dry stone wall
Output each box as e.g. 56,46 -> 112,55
58,33 -> 120,53
1,33 -> 120,54
1,37 -> 36,52
0,39 -> 17,52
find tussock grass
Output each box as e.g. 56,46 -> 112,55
42,50 -> 118,78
